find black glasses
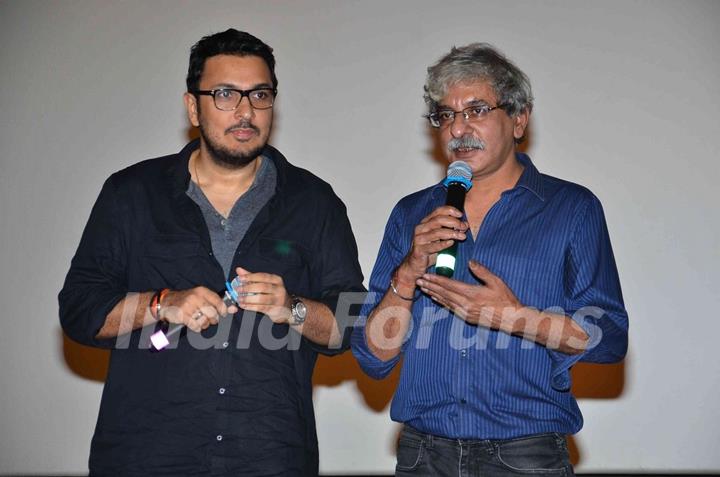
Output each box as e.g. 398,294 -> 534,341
426,103 -> 507,128
193,87 -> 277,111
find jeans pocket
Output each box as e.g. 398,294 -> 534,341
495,434 -> 569,474
395,436 -> 425,472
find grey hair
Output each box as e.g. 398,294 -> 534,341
424,43 -> 533,117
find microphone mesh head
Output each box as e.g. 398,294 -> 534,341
447,161 -> 472,181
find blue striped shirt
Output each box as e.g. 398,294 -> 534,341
351,153 -> 628,439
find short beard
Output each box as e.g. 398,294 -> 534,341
199,123 -> 265,168
196,101 -> 267,168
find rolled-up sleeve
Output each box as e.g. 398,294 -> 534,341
548,195 -> 629,391
351,205 -> 406,379
308,192 -> 366,356
58,176 -> 129,348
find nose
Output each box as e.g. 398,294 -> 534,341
234,96 -> 254,119
449,112 -> 471,138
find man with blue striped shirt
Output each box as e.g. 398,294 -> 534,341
351,43 -> 628,476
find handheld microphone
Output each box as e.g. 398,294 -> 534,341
435,161 -> 472,278
149,276 -> 250,351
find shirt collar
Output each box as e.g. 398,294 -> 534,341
169,139 -> 198,197
514,153 -> 545,201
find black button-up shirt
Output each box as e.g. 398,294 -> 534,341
59,140 -> 365,476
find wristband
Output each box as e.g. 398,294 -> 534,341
156,288 -> 170,321
149,290 -> 161,321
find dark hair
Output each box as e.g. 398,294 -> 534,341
186,29 -> 277,93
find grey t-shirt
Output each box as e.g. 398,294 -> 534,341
186,157 -> 277,279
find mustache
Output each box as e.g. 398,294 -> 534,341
447,135 -> 485,152
225,121 -> 260,134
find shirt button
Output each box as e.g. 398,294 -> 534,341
208,251 -> 213,256
218,387 -> 226,395
460,398 -> 467,404
221,219 -> 227,226
222,341 -> 229,349
216,435 -> 223,442
460,350 -> 467,357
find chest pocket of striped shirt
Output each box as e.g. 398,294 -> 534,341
497,255 -> 562,305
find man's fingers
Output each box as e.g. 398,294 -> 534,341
468,260 -> 493,285
235,272 -> 283,285
191,288 -> 227,318
419,205 -> 464,224
418,215 -> 466,230
236,281 -> 275,296
416,228 -> 466,246
185,304 -> 222,332
418,275 -> 469,307
424,290 -> 449,308
416,216 -> 467,235
198,304 -> 221,324
185,310 -> 208,332
238,288 -> 287,307
418,239 -> 455,255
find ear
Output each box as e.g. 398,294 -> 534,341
512,108 -> 530,141
183,92 -> 200,128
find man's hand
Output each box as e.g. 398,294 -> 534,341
233,266 -> 292,324
417,260 -> 589,353
416,260 -> 521,330
160,287 -> 237,333
396,205 -> 468,286
362,206 -> 467,361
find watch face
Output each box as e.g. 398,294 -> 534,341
292,298 -> 307,324
295,301 -> 307,318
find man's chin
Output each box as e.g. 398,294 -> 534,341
211,147 -> 264,168
202,136 -> 266,168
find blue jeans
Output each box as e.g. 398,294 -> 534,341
395,426 -> 575,477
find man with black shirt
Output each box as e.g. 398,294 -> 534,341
59,29 -> 364,476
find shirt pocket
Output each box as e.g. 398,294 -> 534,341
140,234 -> 207,290
245,238 -> 311,296
495,254 -> 563,306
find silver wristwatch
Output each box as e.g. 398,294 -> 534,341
290,295 -> 307,326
